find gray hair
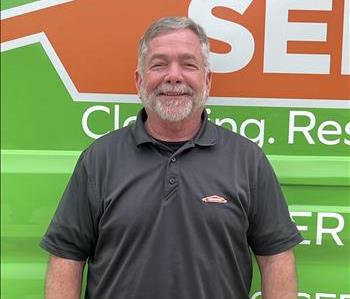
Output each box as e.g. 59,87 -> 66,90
137,16 -> 210,75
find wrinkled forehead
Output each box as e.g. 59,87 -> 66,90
146,29 -> 203,60
149,52 -> 200,62
150,28 -> 200,44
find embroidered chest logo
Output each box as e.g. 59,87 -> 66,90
201,195 -> 227,203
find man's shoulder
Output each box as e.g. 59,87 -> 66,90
82,125 -> 134,162
95,125 -> 132,146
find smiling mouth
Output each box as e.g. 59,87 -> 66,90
157,92 -> 190,96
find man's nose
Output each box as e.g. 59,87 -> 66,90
165,63 -> 183,84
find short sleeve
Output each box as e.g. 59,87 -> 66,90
247,152 -> 303,255
40,150 -> 99,261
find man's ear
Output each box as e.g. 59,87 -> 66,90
206,71 -> 212,94
135,71 -> 142,93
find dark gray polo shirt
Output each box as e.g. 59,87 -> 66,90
41,109 -> 302,299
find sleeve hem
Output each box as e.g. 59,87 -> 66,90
252,232 -> 304,256
40,238 -> 87,261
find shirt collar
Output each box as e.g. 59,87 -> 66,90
131,108 -> 218,147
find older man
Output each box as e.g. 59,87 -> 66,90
41,17 -> 302,299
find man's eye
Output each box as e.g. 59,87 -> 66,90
184,63 -> 199,69
151,63 -> 166,69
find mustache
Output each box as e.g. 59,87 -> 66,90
155,84 -> 194,96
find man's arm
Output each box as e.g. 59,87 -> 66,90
256,249 -> 298,299
45,255 -> 85,299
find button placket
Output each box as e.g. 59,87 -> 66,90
163,154 -> 179,201
168,156 -> 177,186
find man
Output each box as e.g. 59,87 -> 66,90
41,17 -> 302,299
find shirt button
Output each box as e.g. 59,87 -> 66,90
169,177 -> 176,184
171,157 -> 176,163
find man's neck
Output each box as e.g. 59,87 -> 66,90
144,109 -> 203,142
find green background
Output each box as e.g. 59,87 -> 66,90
1,6 -> 350,299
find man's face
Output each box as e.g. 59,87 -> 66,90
136,29 -> 211,122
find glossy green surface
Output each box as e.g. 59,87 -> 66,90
2,151 -> 349,298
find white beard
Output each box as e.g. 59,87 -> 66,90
140,83 -> 208,122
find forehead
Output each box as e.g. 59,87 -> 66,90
146,29 -> 203,61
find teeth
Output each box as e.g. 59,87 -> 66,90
163,93 -> 185,95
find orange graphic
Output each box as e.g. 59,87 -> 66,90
1,0 -> 349,100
